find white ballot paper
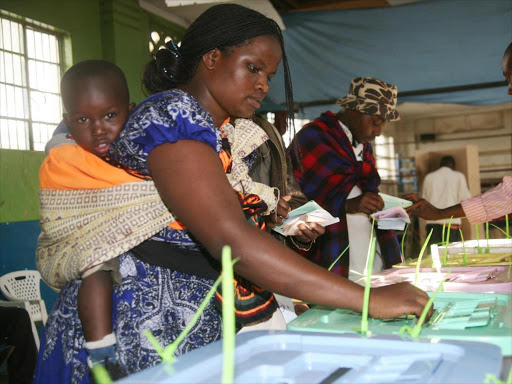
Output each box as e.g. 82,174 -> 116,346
371,206 -> 410,231
379,192 -> 413,211
272,201 -> 339,236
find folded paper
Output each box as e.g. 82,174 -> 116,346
379,192 -> 413,211
371,206 -> 410,231
273,201 -> 339,236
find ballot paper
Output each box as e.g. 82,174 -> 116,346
379,192 -> 413,211
273,294 -> 297,323
371,206 -> 410,231
272,201 -> 339,236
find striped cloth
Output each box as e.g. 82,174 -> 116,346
37,145 -> 175,288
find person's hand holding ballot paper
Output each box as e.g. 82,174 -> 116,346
273,194 -> 412,237
370,193 -> 412,230
273,201 -> 339,237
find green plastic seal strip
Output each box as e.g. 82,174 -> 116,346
415,228 -> 434,287
399,279 -> 444,339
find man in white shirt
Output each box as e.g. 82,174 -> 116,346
421,156 -> 471,245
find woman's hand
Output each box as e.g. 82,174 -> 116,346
406,198 -> 465,222
265,195 -> 292,229
403,193 -> 443,220
406,199 -> 440,220
345,192 -> 384,215
294,222 -> 325,243
402,192 -> 421,203
369,282 -> 434,320
293,302 -> 310,316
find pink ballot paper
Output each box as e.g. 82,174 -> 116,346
371,206 -> 410,230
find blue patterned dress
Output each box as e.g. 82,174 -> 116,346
34,90 -> 225,383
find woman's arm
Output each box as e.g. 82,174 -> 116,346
405,176 -> 512,223
461,176 -> 512,224
404,194 -> 465,221
148,140 -> 433,319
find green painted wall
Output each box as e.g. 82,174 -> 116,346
0,0 -> 185,223
100,0 -> 151,103
0,150 -> 46,222
99,0 -> 185,103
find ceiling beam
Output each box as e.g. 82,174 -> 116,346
274,0 -> 390,13
138,0 -> 189,28
293,80 -> 508,109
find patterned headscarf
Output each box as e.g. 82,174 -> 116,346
336,77 -> 401,121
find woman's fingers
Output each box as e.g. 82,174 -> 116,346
406,200 -> 424,214
402,193 -> 420,203
275,195 -> 292,224
295,222 -> 325,242
369,283 -> 434,320
359,192 -> 384,214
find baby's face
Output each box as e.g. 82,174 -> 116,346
63,76 -> 133,158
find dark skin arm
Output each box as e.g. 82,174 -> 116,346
403,193 -> 465,220
346,191 -> 384,215
147,140 -> 433,319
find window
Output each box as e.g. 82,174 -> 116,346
265,112 -> 310,147
374,135 -> 397,180
149,30 -> 180,54
0,15 -> 64,151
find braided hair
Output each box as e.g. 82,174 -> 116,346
143,3 -> 294,130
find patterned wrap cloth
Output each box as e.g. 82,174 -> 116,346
222,118 -> 279,216
288,111 -> 401,277
37,145 -> 175,289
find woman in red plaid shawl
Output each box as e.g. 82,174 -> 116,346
289,77 -> 402,279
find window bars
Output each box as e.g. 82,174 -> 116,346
0,16 -> 63,151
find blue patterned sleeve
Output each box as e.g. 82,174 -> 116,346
109,90 -> 221,174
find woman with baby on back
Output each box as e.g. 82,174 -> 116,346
35,4 -> 432,383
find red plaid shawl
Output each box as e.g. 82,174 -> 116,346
288,111 -> 401,276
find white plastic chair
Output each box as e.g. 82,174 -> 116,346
0,270 -> 48,350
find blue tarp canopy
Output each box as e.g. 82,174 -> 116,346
263,0 -> 512,119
